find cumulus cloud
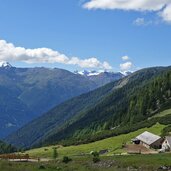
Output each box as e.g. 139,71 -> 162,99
83,0 -> 171,23
160,4 -> 171,23
120,61 -> 133,71
0,39 -> 112,70
121,55 -> 129,61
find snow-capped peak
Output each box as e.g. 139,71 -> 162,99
74,70 -> 133,77
74,70 -> 104,76
0,61 -> 12,68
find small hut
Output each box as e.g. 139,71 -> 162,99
133,131 -> 163,149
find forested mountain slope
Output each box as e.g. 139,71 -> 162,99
40,66 -> 171,147
6,66 -> 171,148
0,140 -> 17,154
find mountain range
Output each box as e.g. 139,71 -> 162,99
0,62 -> 124,138
6,66 -> 171,148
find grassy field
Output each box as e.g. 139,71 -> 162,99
27,123 -> 165,158
1,153 -> 171,171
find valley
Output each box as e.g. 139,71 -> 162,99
0,63 -> 123,138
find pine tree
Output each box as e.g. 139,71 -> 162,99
52,147 -> 58,160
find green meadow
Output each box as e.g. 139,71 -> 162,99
1,153 -> 171,171
27,123 -> 165,158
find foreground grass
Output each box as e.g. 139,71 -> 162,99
113,153 -> 171,168
27,123 -> 165,158
1,153 -> 171,171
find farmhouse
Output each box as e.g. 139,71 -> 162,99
162,136 -> 171,152
133,131 -> 163,149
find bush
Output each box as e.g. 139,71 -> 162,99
91,151 -> 99,157
93,157 -> 100,163
38,165 -> 45,169
62,156 -> 72,163
91,151 -> 100,163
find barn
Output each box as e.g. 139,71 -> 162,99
162,136 -> 171,152
133,131 -> 163,149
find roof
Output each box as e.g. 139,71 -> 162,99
166,136 -> 171,146
136,131 -> 161,145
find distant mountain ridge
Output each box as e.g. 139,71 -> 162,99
0,62 -> 124,138
74,70 -> 131,77
0,61 -> 12,68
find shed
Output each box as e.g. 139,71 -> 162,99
162,136 -> 171,151
135,131 -> 163,149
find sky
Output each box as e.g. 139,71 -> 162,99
0,0 -> 171,72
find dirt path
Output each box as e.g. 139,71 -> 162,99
8,158 -> 52,162
126,144 -> 158,154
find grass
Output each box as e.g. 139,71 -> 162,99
151,108 -> 171,118
27,123 -> 165,158
0,158 -> 122,171
113,153 -> 171,167
1,154 -> 171,171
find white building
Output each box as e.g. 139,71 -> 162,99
162,136 -> 171,152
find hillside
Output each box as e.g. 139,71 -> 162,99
6,66 -> 171,148
26,108 -> 171,157
43,66 -> 171,147
0,64 -> 123,138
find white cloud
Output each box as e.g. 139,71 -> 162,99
83,0 -> 171,23
120,61 -> 133,71
83,0 -> 170,11
133,18 -> 146,26
133,17 -> 159,26
0,39 -> 112,70
160,4 -> 171,23
121,55 -> 129,61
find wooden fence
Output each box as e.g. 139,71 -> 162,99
0,154 -> 29,160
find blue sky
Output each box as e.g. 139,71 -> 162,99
0,0 -> 171,72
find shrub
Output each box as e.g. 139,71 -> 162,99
91,151 -> 99,157
91,151 -> 100,163
93,157 -> 100,163
38,165 -> 45,169
62,156 -> 72,163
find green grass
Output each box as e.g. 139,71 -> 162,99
27,123 -> 165,158
0,158 -> 122,171
113,153 -> 171,170
1,154 -> 171,171
151,108 -> 171,118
